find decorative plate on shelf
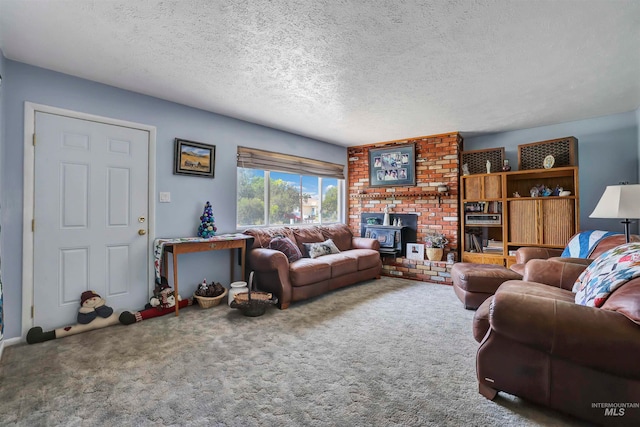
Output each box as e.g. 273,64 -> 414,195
543,155 -> 555,169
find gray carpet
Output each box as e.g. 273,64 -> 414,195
0,277 -> 590,426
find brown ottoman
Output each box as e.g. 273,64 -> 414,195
451,263 -> 522,310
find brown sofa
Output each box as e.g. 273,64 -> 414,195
243,224 -> 381,309
474,258 -> 640,425
509,233 -> 635,275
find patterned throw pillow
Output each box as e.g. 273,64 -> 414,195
269,236 -> 303,263
303,239 -> 341,259
573,242 -> 640,307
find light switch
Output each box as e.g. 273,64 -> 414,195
159,192 -> 171,203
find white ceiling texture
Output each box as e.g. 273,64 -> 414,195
0,0 -> 639,147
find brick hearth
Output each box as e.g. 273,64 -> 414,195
347,133 -> 461,285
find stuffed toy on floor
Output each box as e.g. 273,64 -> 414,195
119,278 -> 193,325
27,290 -> 121,344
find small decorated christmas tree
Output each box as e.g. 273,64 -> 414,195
197,201 -> 217,238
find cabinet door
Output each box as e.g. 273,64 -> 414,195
509,198 -> 575,247
541,199 -> 575,246
463,174 -> 502,200
484,175 -> 502,199
508,200 -> 537,244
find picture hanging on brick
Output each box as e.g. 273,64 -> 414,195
197,201 -> 217,238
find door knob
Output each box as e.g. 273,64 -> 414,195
138,229 -> 147,235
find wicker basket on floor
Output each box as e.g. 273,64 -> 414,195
194,288 -> 228,309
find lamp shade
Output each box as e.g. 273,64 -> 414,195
589,184 -> 640,219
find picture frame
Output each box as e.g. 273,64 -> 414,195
406,243 -> 424,261
369,143 -> 416,187
174,138 -> 215,178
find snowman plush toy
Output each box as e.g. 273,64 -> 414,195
77,290 -> 114,324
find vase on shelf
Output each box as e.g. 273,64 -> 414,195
426,248 -> 444,261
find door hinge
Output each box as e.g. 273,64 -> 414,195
32,219 -> 35,232
31,305 -> 34,318
33,133 -> 36,146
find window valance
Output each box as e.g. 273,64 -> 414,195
237,146 -> 345,179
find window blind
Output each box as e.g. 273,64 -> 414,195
237,146 -> 345,179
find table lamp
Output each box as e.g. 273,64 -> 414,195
589,184 -> 640,243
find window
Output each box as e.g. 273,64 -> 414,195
236,147 -> 345,228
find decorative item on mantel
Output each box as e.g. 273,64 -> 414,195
424,232 -> 449,261
502,159 -> 511,171
383,206 -> 391,226
486,160 -> 491,174
197,201 -> 217,238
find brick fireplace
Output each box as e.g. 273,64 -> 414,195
347,133 -> 461,284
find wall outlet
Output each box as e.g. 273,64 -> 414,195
159,192 -> 171,203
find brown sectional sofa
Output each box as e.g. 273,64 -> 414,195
474,257 -> 640,425
243,224 -> 381,309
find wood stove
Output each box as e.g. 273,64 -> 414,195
361,213 -> 417,257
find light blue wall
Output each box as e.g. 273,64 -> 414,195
1,59 -> 347,339
637,107 -> 640,183
0,50 -> 5,342
464,112 -> 639,233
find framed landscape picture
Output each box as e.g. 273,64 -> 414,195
174,138 -> 215,178
369,143 -> 416,187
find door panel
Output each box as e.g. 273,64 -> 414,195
34,112 -> 150,330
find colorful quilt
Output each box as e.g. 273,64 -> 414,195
573,242 -> 640,307
561,230 -> 620,258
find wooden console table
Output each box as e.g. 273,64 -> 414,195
154,234 -> 253,316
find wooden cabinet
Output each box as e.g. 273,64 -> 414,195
460,166 -> 579,266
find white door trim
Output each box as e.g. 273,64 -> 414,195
21,102 -> 157,339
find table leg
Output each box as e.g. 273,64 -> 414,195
241,245 -> 246,281
173,250 -> 179,316
230,248 -> 234,284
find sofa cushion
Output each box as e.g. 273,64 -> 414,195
319,252 -> 358,277
289,258 -> 331,286
269,236 -> 303,263
293,227 -> 325,254
319,224 -> 353,251
347,248 -> 381,271
303,239 -> 341,259
573,242 -> 640,307
244,227 -> 295,249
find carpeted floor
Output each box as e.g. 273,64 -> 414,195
0,277 -> 591,426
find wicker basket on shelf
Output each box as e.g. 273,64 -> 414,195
194,288 -> 228,309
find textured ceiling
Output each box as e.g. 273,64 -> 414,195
0,0 -> 639,147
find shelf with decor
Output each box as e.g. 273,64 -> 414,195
351,190 -> 451,205
460,166 -> 579,267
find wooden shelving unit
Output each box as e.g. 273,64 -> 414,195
460,166 -> 579,267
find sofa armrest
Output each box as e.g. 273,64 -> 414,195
515,247 -> 564,264
490,291 -> 640,378
248,247 -> 289,271
523,259 -> 587,290
547,256 -> 593,266
352,237 -> 380,250
246,248 -> 294,308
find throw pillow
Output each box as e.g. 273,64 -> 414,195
573,242 -> 640,307
269,237 -> 303,263
303,239 -> 341,259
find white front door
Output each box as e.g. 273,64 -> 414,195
33,112 -> 150,330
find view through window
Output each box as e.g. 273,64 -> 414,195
237,168 -> 342,227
